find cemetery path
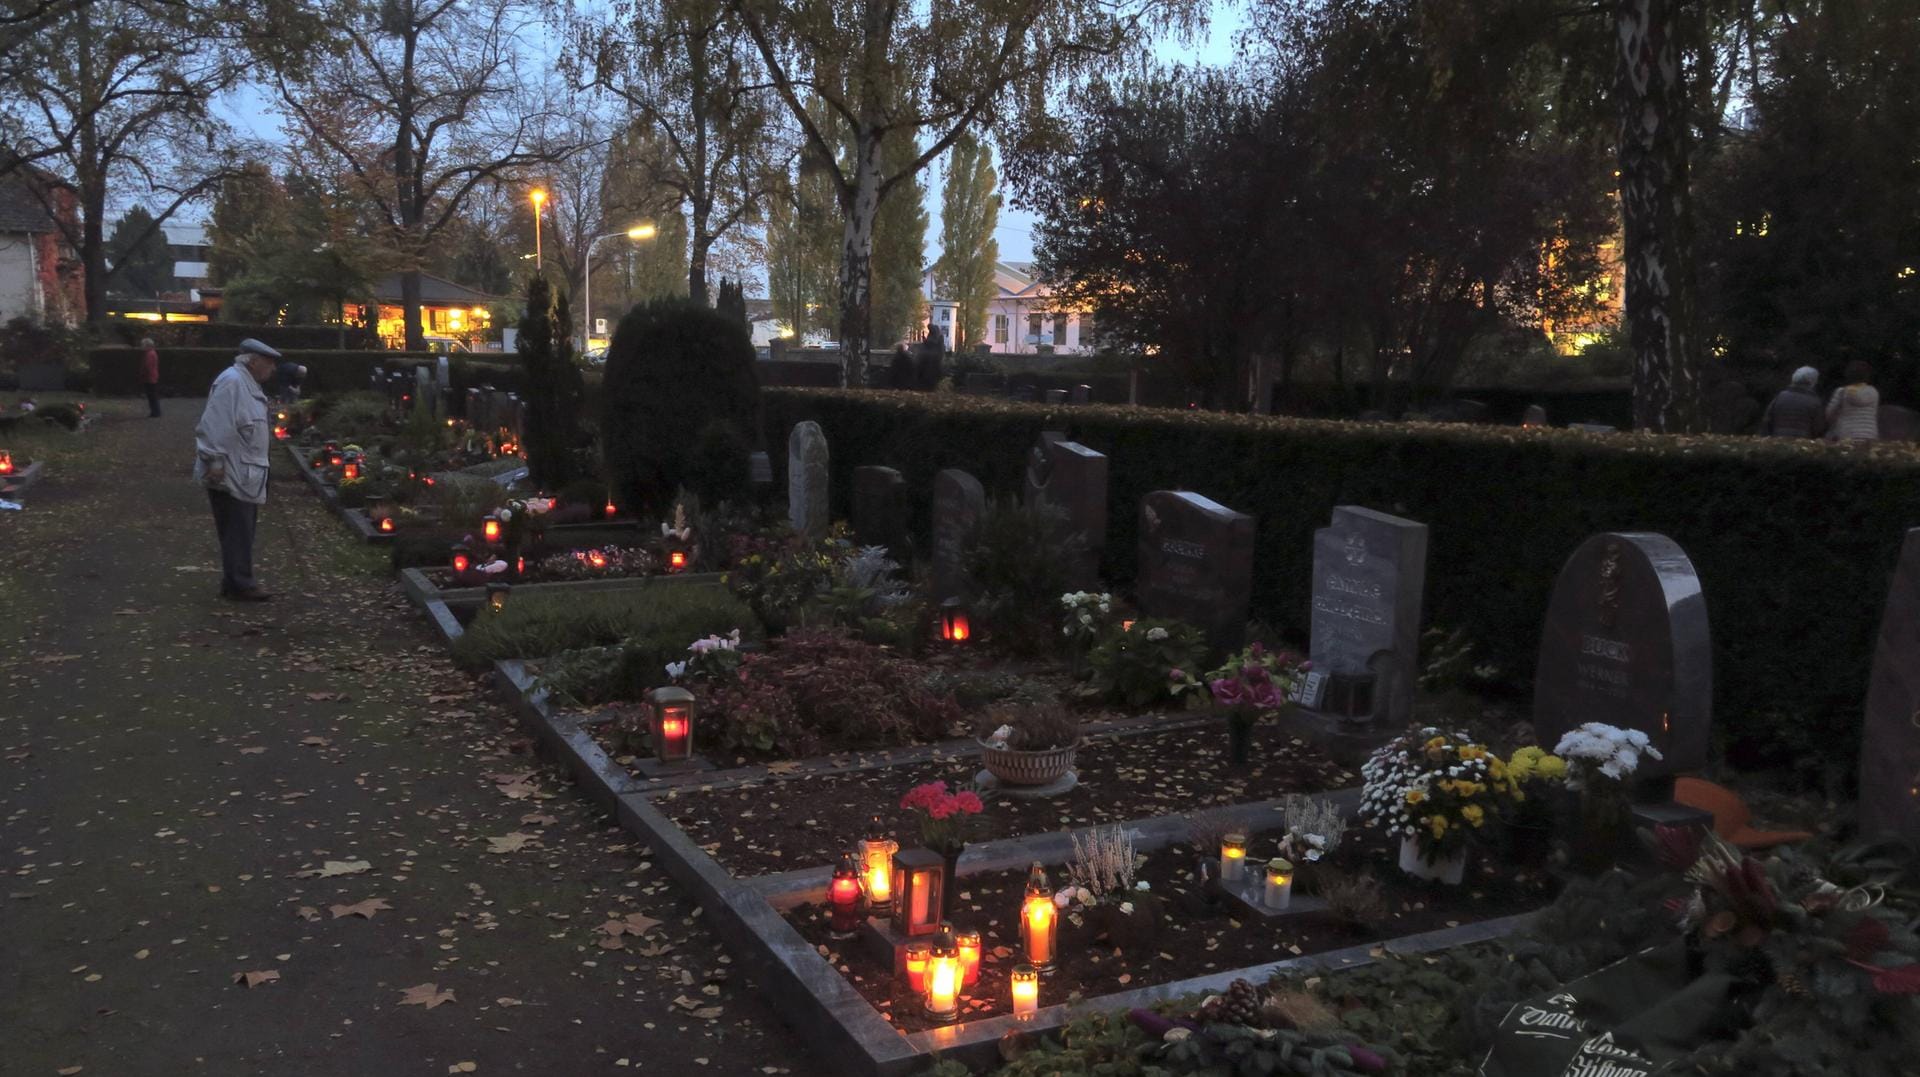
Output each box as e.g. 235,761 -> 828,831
0,400 -> 826,1077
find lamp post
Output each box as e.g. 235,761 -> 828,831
582,223 -> 658,350
529,189 -> 547,270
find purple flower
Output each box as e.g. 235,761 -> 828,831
1168,668 -> 1185,681
1209,677 -> 1249,707
1248,681 -> 1285,710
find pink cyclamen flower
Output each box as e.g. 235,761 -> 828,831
928,796 -> 957,821
901,781 -> 949,810
1168,668 -> 1185,681
953,791 -> 984,814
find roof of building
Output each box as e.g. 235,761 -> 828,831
370,272 -> 505,305
0,167 -> 64,234
921,260 -> 1054,303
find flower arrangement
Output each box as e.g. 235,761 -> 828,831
1086,617 -> 1209,708
1554,722 -> 1662,788
1360,727 -> 1519,863
900,780 -> 984,855
665,629 -> 744,682
1057,825 -> 1149,912
1276,794 -> 1346,864
535,545 -> 659,581
1194,642 -> 1307,712
1505,745 -> 1568,788
1059,591 -> 1117,647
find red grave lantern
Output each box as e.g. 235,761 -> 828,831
829,853 -> 862,938
939,598 -> 970,643
0,450 -> 13,475
450,544 -> 472,574
667,548 -> 688,573
482,517 -> 502,543
647,686 -> 695,763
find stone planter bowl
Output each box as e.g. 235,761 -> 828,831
979,739 -> 1079,786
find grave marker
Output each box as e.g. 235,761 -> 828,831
931,469 -> 986,601
1136,490 -> 1255,650
851,466 -> 910,557
1533,532 -> 1712,780
1308,506 -> 1428,724
1860,528 -> 1920,845
1023,433 -> 1108,588
787,421 -> 830,538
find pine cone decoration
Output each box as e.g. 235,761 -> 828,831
1776,970 -> 1810,998
1222,979 -> 1262,1026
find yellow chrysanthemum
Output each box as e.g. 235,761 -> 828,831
1539,755 -> 1567,780
1462,804 -> 1486,827
1405,789 -> 1427,805
1427,815 -> 1449,838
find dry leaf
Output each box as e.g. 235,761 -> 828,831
486,832 -> 536,854
299,737 -> 331,747
306,692 -> 347,702
498,783 -> 536,800
765,761 -> 802,775
398,983 -> 456,1009
621,912 -> 661,937
448,1064 -> 477,1073
295,906 -> 321,922
519,813 -> 557,827
238,747 -> 266,755
58,1068 -> 83,1075
329,898 -> 392,919
296,860 -> 371,878
232,970 -> 280,988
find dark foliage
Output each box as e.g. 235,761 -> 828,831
705,628 -> 962,757
88,347 -> 437,396
601,298 -> 760,515
517,275 -> 585,490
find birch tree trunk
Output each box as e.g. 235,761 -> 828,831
838,133 -> 881,386
1616,0 -> 1703,433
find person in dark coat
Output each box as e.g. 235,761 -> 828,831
888,344 -> 916,389
1760,366 -> 1825,438
140,337 -> 161,418
915,324 -> 945,390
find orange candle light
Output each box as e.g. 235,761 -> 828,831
1121,619 -> 1136,632
956,929 -> 981,987
924,928 -> 960,1021
377,516 -> 395,533
587,550 -> 608,569
1010,965 -> 1039,1018
904,941 -> 930,994
272,424 -> 289,440
604,498 -> 617,518
648,686 -> 695,763
451,550 -> 472,574
940,598 -> 970,642
0,450 -> 13,474
857,822 -> 897,914
1020,863 -> 1056,971
341,461 -> 360,481
482,517 -> 502,543
668,549 -> 688,572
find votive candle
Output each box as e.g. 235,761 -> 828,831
1264,858 -> 1294,911
904,941 -> 930,994
1010,965 -> 1039,1017
1221,833 -> 1248,883
956,929 -> 981,987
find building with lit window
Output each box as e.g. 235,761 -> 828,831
921,261 -> 1097,355
346,273 -> 502,350
0,163 -> 83,326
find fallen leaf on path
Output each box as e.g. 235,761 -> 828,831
239,747 -> 266,755
232,970 -> 280,988
448,1064 -> 478,1074
621,912 -> 661,936
486,833 -> 536,854
58,1067 -> 83,1075
306,692 -> 347,702
329,898 -> 392,919
494,997 -> 523,1007
765,761 -> 803,775
498,783 -> 536,800
299,737 -> 331,747
398,983 -> 456,1009
295,860 -> 371,878
295,906 -> 320,921
519,813 -> 557,827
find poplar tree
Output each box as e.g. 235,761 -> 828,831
934,134 -> 1001,351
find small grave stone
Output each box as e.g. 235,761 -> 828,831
1533,532 -> 1712,783
1136,490 -> 1255,650
1071,383 -> 1092,404
1023,433 -> 1108,589
1043,388 -> 1069,405
931,468 -> 986,601
786,421 -> 830,538
1859,527 -> 1920,845
1308,506 -> 1428,725
414,366 -> 435,416
850,466 -> 910,557
1521,403 -> 1549,427
465,387 -> 484,425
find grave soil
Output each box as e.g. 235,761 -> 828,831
787,826 -> 1559,1033
652,722 -> 1360,876
0,401 -> 825,1077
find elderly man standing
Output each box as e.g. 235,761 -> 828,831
194,338 -> 279,601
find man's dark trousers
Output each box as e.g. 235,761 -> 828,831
207,489 -> 258,593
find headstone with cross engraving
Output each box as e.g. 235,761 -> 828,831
1533,533 -> 1712,781
1308,507 -> 1428,724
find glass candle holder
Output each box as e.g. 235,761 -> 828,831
829,853 -> 862,937
924,928 -> 960,1021
1264,857 -> 1294,910
1010,965 -> 1039,1018
904,941 -> 930,994
956,929 -> 981,987
857,825 -> 898,914
1221,833 -> 1248,883
1019,863 -> 1055,971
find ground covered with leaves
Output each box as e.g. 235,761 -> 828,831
0,401 -> 826,1075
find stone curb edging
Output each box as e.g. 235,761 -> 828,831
0,459 -> 46,499
398,565 -> 726,610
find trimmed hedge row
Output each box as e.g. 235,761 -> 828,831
101,320 -> 379,350
89,347 -> 443,396
762,388 -> 1920,772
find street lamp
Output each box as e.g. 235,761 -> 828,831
581,223 -> 659,350
529,189 -> 548,270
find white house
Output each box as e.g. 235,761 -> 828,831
0,165 -> 82,326
921,260 -> 1097,355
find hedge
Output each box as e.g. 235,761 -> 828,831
761,388 -> 1920,774
101,319 -> 379,350
89,347 -> 437,396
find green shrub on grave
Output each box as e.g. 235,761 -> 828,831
450,584 -> 758,670
600,299 -> 760,516
760,388 -> 1920,775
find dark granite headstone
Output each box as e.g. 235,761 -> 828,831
1136,490 -> 1255,650
1043,388 -> 1069,405
1308,506 -> 1428,724
786,421 -> 830,538
1521,404 -> 1549,427
850,466 -> 910,556
1071,384 -> 1092,404
1533,532 -> 1712,780
415,366 -> 435,415
931,469 -> 986,601
1023,433 -> 1108,589
1878,405 -> 1920,442
1859,528 -> 1920,845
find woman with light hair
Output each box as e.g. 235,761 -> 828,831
1760,366 -> 1824,438
1826,360 -> 1880,442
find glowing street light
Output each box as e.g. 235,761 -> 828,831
529,189 -> 548,270
581,223 -> 658,349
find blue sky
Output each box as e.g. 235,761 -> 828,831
203,4 -> 1246,272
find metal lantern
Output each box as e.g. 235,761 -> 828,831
829,852 -> 862,938
923,926 -> 961,1021
939,598 -> 971,642
891,848 -> 946,938
647,686 -> 695,763
1019,862 -> 1056,972
450,543 -> 473,575
857,818 -> 898,915
485,582 -> 511,613
666,547 -> 689,573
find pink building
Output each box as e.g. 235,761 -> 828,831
921,261 -> 1097,355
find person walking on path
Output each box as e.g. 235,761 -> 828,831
1826,360 -> 1881,442
139,337 -> 161,418
193,338 -> 279,601
1761,366 -> 1826,438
